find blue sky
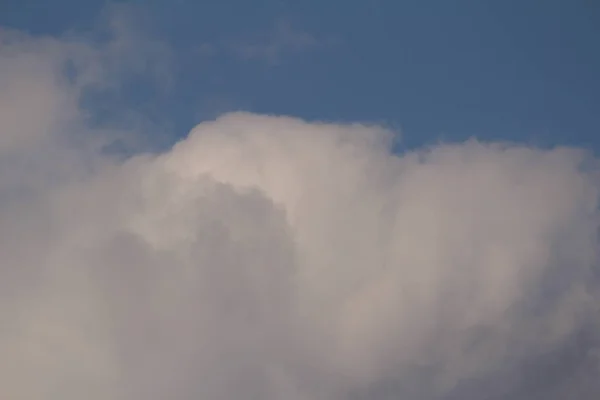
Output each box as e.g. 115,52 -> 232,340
2,0 -> 599,150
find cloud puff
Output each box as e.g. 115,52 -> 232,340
1,17 -> 600,400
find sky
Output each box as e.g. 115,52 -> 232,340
1,0 -> 598,149
1,1 -> 600,400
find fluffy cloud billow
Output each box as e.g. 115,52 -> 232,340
1,22 -> 600,400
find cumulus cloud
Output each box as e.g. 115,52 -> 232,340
1,15 -> 600,400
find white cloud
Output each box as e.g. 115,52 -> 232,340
1,15 -> 600,400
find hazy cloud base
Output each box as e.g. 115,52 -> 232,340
1,16 -> 600,400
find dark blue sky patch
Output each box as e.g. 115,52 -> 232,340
1,0 -> 598,150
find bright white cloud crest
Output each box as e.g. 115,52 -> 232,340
1,19 -> 600,400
